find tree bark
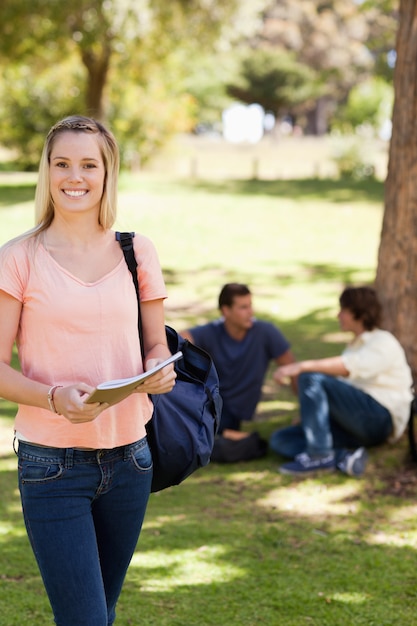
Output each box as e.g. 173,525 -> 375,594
375,0 -> 417,383
304,97 -> 332,135
81,44 -> 111,120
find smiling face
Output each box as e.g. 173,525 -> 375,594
49,131 -> 106,218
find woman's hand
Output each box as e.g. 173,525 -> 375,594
53,384 -> 109,424
134,359 -> 177,395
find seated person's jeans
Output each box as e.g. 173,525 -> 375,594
270,372 -> 393,459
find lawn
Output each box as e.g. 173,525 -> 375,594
1,166 -> 417,626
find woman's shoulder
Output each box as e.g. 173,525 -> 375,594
0,233 -> 40,294
130,231 -> 161,264
131,231 -> 155,249
0,232 -> 37,261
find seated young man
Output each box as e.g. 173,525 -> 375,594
270,286 -> 413,476
181,283 -> 296,452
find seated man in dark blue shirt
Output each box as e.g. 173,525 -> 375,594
181,283 -> 296,444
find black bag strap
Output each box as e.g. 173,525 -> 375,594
408,395 -> 417,463
116,231 -> 145,362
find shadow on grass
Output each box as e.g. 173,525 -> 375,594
163,262 -> 371,290
1,365 -> 415,625
120,451 -> 417,626
0,175 -> 383,209
2,445 -> 417,625
0,185 -> 36,207
163,262 -> 374,313
186,177 -> 384,204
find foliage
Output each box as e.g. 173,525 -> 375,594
0,0 -> 398,166
181,52 -> 238,129
226,48 -> 324,116
0,0 -> 266,167
331,139 -> 376,181
359,0 -> 398,81
108,75 -> 196,168
258,0 -> 375,87
253,0 -> 384,133
331,76 -> 394,135
0,62 -> 85,170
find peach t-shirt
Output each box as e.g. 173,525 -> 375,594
0,232 -> 167,448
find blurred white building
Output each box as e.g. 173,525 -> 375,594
222,103 -> 267,143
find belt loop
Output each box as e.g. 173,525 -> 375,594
124,443 -> 131,461
65,448 -> 74,468
13,434 -> 18,456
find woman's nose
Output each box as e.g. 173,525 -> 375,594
67,168 -> 83,182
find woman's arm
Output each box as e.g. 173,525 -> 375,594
137,299 -> 176,394
0,290 -> 53,409
0,290 -> 108,423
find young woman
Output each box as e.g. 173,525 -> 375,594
0,115 -> 176,625
270,286 -> 413,476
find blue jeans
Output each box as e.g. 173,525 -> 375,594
17,438 -> 153,626
270,372 -> 393,460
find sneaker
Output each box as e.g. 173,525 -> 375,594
337,447 -> 368,477
279,452 -> 335,475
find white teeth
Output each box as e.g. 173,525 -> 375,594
64,190 -> 87,197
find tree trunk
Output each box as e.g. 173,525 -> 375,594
81,44 -> 111,120
375,0 -> 417,383
304,97 -> 331,135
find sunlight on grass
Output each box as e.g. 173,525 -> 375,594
329,592 -> 368,604
143,513 -> 188,529
258,481 -> 362,517
366,529 -> 417,548
0,523 -> 25,537
364,505 -> 417,548
390,503 -> 417,522
258,399 -> 298,413
0,458 -> 16,471
130,545 -> 244,591
322,331 -> 352,344
0,202 -> 35,244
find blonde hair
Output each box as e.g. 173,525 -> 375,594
33,115 -> 119,236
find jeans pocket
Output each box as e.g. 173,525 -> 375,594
129,441 -> 153,473
19,459 -> 64,483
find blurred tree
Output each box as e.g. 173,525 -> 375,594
360,0 -> 398,82
226,48 -> 324,122
375,0 -> 417,382
250,0 -> 379,133
181,52 -> 238,131
0,0 -> 268,166
0,0 -> 399,163
332,76 -> 394,135
0,0 -> 249,119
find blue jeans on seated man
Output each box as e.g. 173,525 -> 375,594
270,372 -> 393,470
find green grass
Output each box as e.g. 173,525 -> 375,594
2,170 -> 417,625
